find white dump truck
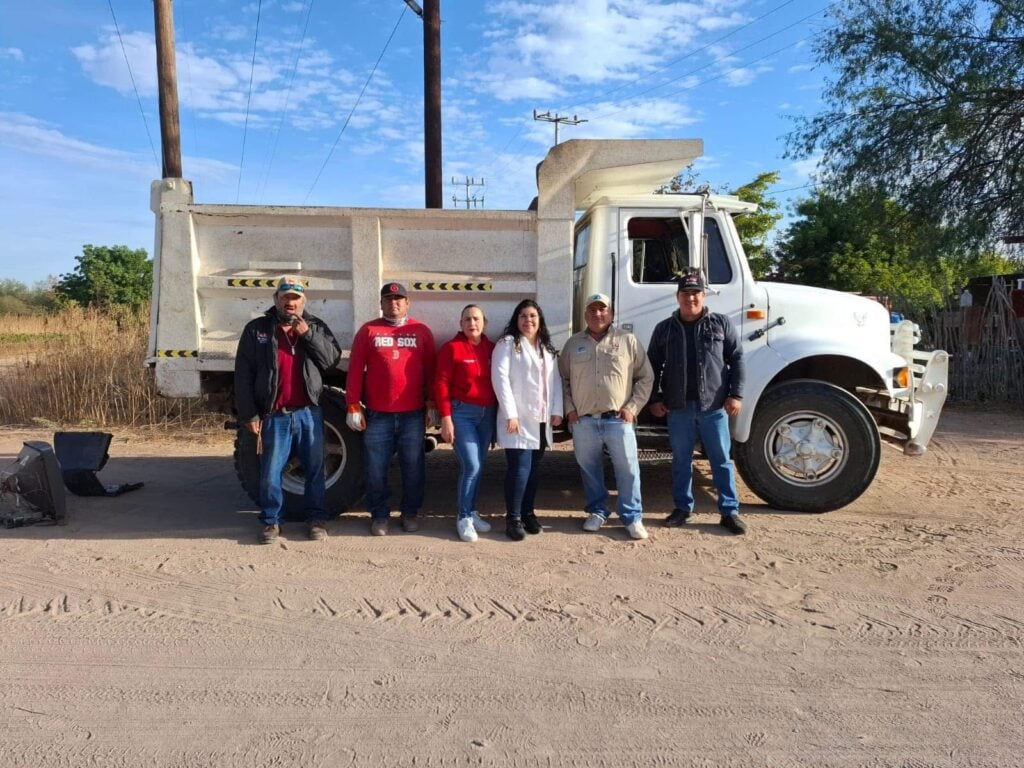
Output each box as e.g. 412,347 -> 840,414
147,138 -> 949,516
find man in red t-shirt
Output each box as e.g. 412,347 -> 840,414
346,282 -> 435,536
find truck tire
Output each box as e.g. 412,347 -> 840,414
233,392 -> 364,521
735,380 -> 879,513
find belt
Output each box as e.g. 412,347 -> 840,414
585,410 -> 619,419
276,405 -> 310,414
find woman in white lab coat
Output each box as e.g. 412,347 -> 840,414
491,299 -> 563,541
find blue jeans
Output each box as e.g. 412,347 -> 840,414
572,415 -> 642,525
666,403 -> 740,516
258,405 -> 326,525
363,408 -> 425,520
451,400 -> 497,520
504,447 -> 545,520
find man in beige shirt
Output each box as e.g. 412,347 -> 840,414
560,293 -> 654,539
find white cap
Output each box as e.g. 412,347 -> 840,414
585,292 -> 611,307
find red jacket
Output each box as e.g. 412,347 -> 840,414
346,318 -> 435,412
434,332 -> 497,417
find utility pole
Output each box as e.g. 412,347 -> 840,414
451,176 -> 484,209
153,0 -> 182,178
533,110 -> 587,146
406,0 -> 443,208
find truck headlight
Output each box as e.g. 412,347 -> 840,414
895,367 -> 910,389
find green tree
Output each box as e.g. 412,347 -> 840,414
787,0 -> 1024,244
0,278 -> 58,315
774,187 -> 1021,317
54,245 -> 152,309
657,169 -> 783,278
730,171 -> 782,279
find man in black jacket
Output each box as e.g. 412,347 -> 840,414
647,273 -> 747,534
234,276 -> 341,544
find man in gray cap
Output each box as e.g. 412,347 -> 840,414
234,275 -> 342,544
559,292 -> 654,539
647,273 -> 747,534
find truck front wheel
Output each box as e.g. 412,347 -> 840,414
233,391 -> 364,521
735,380 -> 880,513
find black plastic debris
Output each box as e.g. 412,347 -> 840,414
53,432 -> 144,497
0,441 -> 68,528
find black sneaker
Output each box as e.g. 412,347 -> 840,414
522,513 -> 542,535
663,508 -> 691,527
719,515 -> 747,535
506,518 -> 526,541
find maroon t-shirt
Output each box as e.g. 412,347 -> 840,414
273,326 -> 313,411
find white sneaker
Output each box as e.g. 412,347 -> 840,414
457,518 -> 478,542
582,513 -> 605,532
470,512 -> 492,533
626,521 -> 649,540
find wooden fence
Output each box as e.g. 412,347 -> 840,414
923,278 -> 1024,405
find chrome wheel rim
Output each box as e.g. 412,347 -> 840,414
762,409 -> 848,487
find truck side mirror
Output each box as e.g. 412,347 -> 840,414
686,210 -> 704,272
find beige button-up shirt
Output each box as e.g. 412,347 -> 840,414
559,325 -> 654,418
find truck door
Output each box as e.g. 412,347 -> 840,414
613,209 -> 746,348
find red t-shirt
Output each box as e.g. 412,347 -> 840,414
273,326 -> 313,411
346,318 -> 435,412
434,332 -> 496,416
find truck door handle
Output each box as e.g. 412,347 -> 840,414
748,316 -> 785,341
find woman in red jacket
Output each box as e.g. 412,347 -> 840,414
434,304 -> 498,541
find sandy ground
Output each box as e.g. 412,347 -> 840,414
0,406 -> 1021,767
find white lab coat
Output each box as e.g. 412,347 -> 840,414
491,334 -> 563,450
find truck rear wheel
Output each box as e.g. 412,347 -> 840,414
233,392 -> 364,521
735,380 -> 879,513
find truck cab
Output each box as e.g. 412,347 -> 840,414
571,192 -> 949,512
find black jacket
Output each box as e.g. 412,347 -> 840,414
233,307 -> 341,423
647,308 -> 744,412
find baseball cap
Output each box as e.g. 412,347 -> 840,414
275,275 -> 306,296
381,282 -> 408,298
676,273 -> 706,293
585,292 -> 611,307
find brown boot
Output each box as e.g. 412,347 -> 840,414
259,524 -> 280,544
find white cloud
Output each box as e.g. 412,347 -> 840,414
281,1 -> 307,11
789,152 -> 822,183
472,0 -> 748,102
0,112 -> 152,174
70,28 -> 407,140
787,62 -> 814,74
0,112 -> 234,183
1,47 -> 24,61
722,64 -> 772,87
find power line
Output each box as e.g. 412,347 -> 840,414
106,0 -> 158,167
236,0 -> 263,203
766,182 -> 817,196
303,5 -> 407,204
258,0 -> 315,202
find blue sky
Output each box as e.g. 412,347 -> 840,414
0,0 -> 830,285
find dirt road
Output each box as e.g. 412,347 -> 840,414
1,407 -> 1021,767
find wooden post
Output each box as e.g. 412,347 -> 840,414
153,0 -> 182,178
423,0 -> 442,208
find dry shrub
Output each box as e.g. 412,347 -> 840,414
0,305 -> 219,431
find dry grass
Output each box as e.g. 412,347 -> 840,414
0,306 -> 220,431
